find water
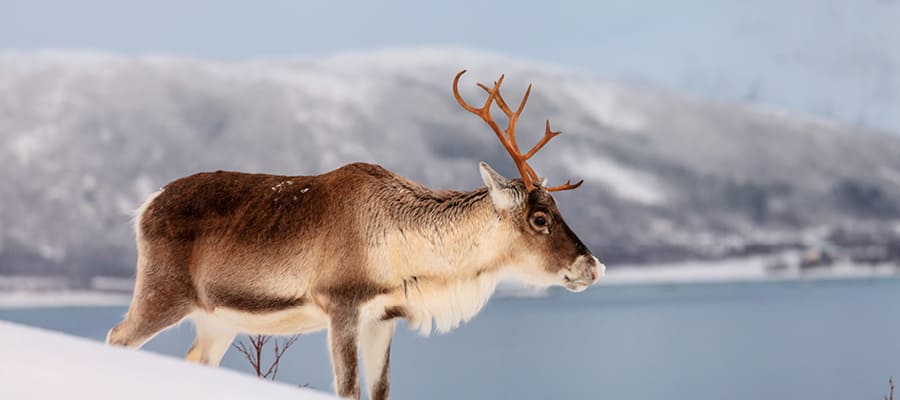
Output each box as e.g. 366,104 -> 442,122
2,279 -> 898,399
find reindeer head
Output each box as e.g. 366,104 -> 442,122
454,71 -> 605,292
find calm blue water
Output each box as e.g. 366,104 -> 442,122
2,279 -> 899,399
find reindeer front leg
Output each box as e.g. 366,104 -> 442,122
328,309 -> 361,399
360,319 -> 395,400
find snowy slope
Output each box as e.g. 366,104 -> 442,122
2,48 -> 900,279
0,321 -> 335,399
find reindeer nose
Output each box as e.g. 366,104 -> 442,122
590,257 -> 606,283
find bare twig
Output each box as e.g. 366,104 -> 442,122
231,334 -> 301,381
886,377 -> 894,400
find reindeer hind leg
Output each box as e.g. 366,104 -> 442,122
107,247 -> 195,348
106,294 -> 192,348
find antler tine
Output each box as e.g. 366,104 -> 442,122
523,120 -> 562,160
546,179 -> 584,192
524,165 -> 540,183
476,82 -> 513,117
476,81 -> 532,154
453,71 -> 509,149
453,70 -> 501,115
506,83 -> 531,153
476,81 -> 531,118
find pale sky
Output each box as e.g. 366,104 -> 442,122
3,0 -> 899,133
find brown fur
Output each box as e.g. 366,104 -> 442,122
380,306 -> 408,321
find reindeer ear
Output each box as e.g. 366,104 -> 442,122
479,162 -> 521,211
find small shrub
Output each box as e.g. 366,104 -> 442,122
231,334 -> 301,381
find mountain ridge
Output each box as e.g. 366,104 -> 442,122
3,48 -> 900,279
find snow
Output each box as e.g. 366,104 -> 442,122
605,257 -> 900,286
0,291 -> 130,309
606,258 -> 771,285
0,321 -> 336,400
560,80 -> 646,132
566,155 -> 666,205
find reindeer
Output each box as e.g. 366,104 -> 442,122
106,70 -> 605,400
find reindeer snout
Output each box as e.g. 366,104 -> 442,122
563,255 -> 604,292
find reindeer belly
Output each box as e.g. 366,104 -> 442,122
203,303 -> 330,335
195,273 -> 328,335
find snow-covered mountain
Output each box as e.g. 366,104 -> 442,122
3,48 -> 900,280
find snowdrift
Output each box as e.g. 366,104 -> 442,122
0,321 -> 335,399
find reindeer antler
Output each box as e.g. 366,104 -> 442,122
452,70 -> 583,192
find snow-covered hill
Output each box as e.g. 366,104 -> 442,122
2,48 -> 900,280
0,321 -> 335,399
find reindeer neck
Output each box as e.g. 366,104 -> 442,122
370,184 -> 515,280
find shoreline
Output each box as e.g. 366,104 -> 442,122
603,259 -> 900,286
2,260 -> 898,308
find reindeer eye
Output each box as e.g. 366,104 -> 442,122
530,212 -> 550,232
